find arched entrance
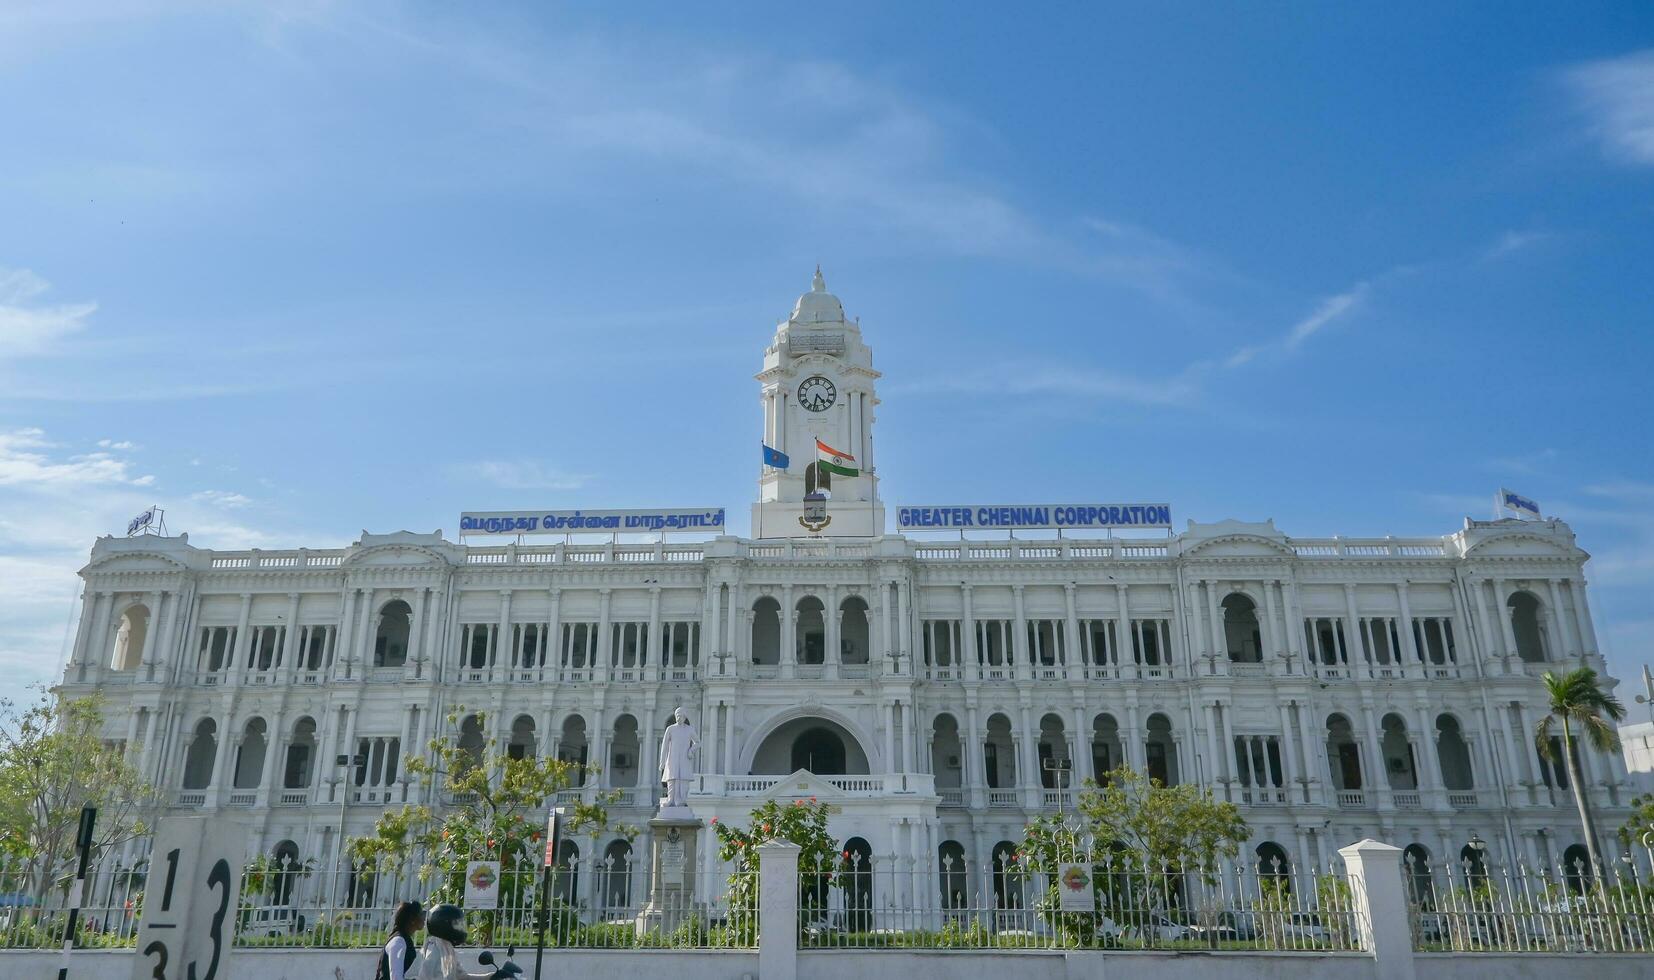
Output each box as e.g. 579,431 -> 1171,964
747,715 -> 873,775
843,837 -> 873,933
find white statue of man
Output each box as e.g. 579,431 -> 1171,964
658,706 -> 699,811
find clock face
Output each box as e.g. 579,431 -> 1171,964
797,375 -> 837,413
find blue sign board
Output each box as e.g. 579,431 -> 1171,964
459,508 -> 726,536
896,503 -> 1172,531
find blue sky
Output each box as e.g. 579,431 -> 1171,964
1,3 -> 1652,706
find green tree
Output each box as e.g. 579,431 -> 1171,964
350,706 -> 627,933
0,690 -> 160,901
1534,667 -> 1625,882
711,797 -> 841,939
1617,792 -> 1654,857
1017,766 -> 1248,946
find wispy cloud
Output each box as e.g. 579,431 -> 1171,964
1565,48 -> 1654,165
1486,447 -> 1558,477
1284,283 -> 1368,350
0,267 -> 95,358
1483,230 -> 1551,261
461,460 -> 590,491
190,489 -> 252,508
0,428 -> 153,488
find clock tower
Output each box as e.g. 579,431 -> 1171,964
753,268 -> 885,537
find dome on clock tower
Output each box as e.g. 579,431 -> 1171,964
789,265 -> 847,325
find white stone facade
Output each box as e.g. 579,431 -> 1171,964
55,272 -> 1635,906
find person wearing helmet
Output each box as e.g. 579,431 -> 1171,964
408,904 -> 498,980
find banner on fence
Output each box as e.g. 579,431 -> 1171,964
1056,863 -> 1096,913
465,861 -> 501,910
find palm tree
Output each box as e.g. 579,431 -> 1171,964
1534,667 -> 1625,883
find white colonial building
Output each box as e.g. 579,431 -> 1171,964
57,271 -> 1635,910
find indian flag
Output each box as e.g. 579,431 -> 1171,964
815,438 -> 859,477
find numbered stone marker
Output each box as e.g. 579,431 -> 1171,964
130,816 -> 249,980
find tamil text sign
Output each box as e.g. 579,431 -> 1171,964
459,508 -> 726,536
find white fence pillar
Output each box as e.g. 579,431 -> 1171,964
1339,839 -> 1416,980
757,840 -> 799,980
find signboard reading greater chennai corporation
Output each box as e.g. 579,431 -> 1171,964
459,508 -> 726,535
896,504 -> 1172,531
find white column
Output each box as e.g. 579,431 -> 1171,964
405,587 -> 426,674
228,593 -> 253,685
1217,703 -> 1236,791
1413,705 -> 1443,801
493,590 -> 512,681
900,701 -> 915,773
1282,579 -> 1305,662
1011,586 -> 1029,680
1494,579 -> 1520,662
883,702 -> 897,773
334,588 -> 356,678
1202,702 -> 1221,788
1342,585 -> 1366,666
825,585 -> 840,675
281,593 -> 302,677
1545,579 -> 1572,659
69,591 -> 102,673
1338,840 -> 1418,980
757,841 -> 800,980
723,700 -> 737,774
136,590 -> 163,670
1115,583 -> 1134,678
960,585 -> 979,681
897,579 -> 912,668
1570,579 -> 1600,656
1396,583 -> 1418,670
595,589 -> 612,683
647,587 -> 662,681
1296,703 -> 1322,802
1261,581 -> 1282,663
1204,581 -> 1224,665
1277,702 -> 1301,798
1062,584 -> 1080,678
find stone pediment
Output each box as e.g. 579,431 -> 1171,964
344,532 -> 455,568
760,769 -> 847,802
84,551 -> 191,574
1462,532 -> 1577,560
1180,520 -> 1294,559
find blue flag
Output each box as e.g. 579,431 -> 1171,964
763,444 -> 790,469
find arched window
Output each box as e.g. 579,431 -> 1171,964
1090,714 -> 1122,783
272,840 -> 302,905
938,841 -> 968,909
602,840 -> 633,909
233,718 -> 268,790
1256,842 -> 1292,882
751,598 -> 781,666
1434,715 -> 1474,791
375,601 -> 412,667
804,462 -> 831,496
984,714 -> 1016,789
1146,713 -> 1178,786
609,715 -> 639,787
1458,844 -> 1488,884
183,719 -> 218,790
1506,591 -> 1548,662
111,604 -> 150,671
843,838 -> 874,932
457,715 -> 485,773
1037,714 -> 1069,790
1325,714 -> 1362,791
791,727 -> 846,775
558,716 -> 589,783
1221,594 -> 1262,663
839,597 -> 870,664
1561,844 -> 1593,894
1403,844 -> 1433,908
284,717 -> 317,789
796,596 -> 826,665
931,714 -> 963,790
553,842 -> 580,904
992,841 -> 1023,910
508,715 -> 537,762
1380,714 -> 1417,790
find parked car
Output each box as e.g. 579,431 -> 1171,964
1126,914 -> 1193,943
245,905 -> 306,937
1279,913 -> 1331,944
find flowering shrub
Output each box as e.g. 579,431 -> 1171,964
712,797 -> 841,935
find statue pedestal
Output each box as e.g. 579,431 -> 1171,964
635,815 -> 702,939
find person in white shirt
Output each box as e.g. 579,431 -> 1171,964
378,901 -> 425,980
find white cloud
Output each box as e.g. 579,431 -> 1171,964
0,267 -> 96,358
1284,283 -> 1368,350
1566,49 -> 1654,165
97,438 -> 137,450
190,489 -> 252,508
1483,230 -> 1550,261
0,428 -> 152,488
464,461 -> 590,491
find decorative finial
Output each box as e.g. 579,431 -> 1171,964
812,264 -> 825,292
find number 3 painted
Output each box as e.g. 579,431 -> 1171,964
142,939 -> 169,980
187,859 -> 231,980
